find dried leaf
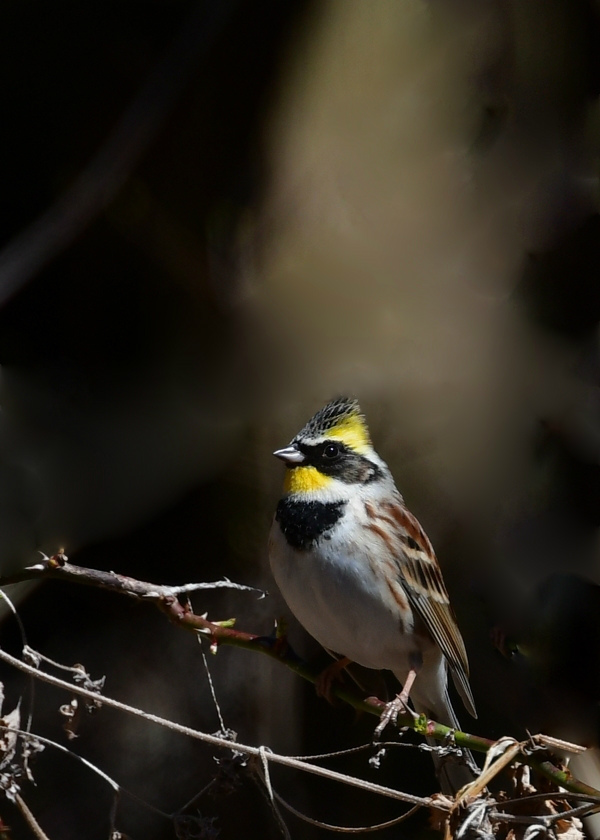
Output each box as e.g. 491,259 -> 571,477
0,702 -> 21,769
556,817 -> 584,840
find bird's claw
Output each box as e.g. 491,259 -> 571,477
315,656 -> 351,703
374,692 -> 416,738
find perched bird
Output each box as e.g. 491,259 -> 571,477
269,397 -> 477,791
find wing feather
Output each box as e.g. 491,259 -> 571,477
378,501 -> 477,718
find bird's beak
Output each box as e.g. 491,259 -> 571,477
273,445 -> 305,465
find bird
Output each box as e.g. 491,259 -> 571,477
268,397 -> 478,792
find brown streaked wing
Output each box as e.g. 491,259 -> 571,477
380,501 -> 477,719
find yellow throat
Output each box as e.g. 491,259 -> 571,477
284,466 -> 332,494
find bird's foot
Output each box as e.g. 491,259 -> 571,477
315,656 -> 352,703
374,687 -> 417,738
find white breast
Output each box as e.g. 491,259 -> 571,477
268,494 -> 421,672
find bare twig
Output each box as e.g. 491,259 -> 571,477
199,645 -> 227,734
0,554 -> 411,724
0,646 -> 435,811
0,591 -> 35,741
0,722 -> 177,836
272,790 -> 422,833
13,794 -> 50,840
1,554 -> 599,803
500,791 -> 600,809
3,552 -> 264,600
490,803 -> 598,826
256,746 -> 292,840
0,723 -> 118,794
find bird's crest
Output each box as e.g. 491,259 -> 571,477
296,397 -> 371,454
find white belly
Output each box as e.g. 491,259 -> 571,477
269,516 -> 422,673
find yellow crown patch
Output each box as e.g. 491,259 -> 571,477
324,413 -> 371,454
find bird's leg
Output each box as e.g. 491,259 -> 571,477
374,670 -> 418,736
315,656 -> 352,703
375,654 -> 421,737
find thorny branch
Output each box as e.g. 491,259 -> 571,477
0,552 -> 599,837
0,554 -> 595,788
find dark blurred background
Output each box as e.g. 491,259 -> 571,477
1,1 -> 600,837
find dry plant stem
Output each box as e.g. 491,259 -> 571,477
1,557 -> 599,800
271,790 -> 422,833
14,794 -> 50,840
491,803 -> 600,826
0,558 -> 263,600
0,646 -> 432,812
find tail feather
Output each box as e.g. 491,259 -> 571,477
412,688 -> 479,796
450,665 -> 478,720
394,654 -> 479,795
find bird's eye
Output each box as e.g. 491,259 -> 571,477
323,443 -> 340,460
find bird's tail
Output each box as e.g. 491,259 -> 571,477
412,687 -> 479,796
